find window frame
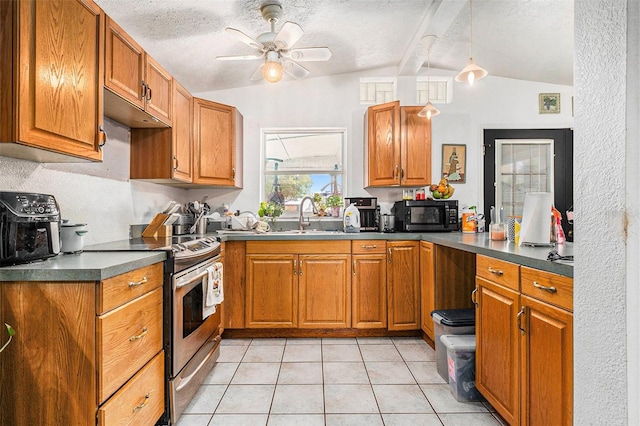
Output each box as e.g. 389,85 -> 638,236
260,127 -> 348,217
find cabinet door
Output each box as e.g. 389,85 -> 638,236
172,80 -> 193,182
222,241 -> 246,329
299,254 -> 351,328
521,295 -> 573,426
193,98 -> 240,187
246,254 -> 297,328
419,241 -> 435,339
475,277 -> 520,426
16,0 -> 104,161
352,254 -> 387,329
105,16 -> 145,109
145,54 -> 172,125
365,101 -> 401,187
400,106 -> 431,186
387,241 -> 420,330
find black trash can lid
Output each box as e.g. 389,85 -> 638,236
431,308 -> 475,326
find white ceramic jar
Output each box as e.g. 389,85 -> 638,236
60,223 -> 88,253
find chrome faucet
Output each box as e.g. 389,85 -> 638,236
298,196 -> 318,231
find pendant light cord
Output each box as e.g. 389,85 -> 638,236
469,0 -> 473,58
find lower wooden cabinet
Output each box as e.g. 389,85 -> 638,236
351,240 -> 387,329
387,241 -> 420,331
244,241 -> 351,329
0,262 -> 165,425
475,255 -> 573,426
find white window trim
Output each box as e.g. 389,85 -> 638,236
359,77 -> 397,105
416,75 -> 453,104
260,127 -> 348,217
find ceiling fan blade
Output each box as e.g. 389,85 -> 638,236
216,53 -> 265,61
250,64 -> 264,81
225,27 -> 264,51
282,60 -> 309,80
287,47 -> 332,62
273,21 -> 304,50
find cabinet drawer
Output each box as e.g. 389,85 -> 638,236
97,351 -> 164,426
351,240 -> 386,254
476,255 -> 520,291
97,287 -> 163,403
521,267 -> 573,311
97,262 -> 163,314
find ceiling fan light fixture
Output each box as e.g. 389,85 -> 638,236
417,102 -> 440,119
455,58 -> 488,85
262,51 -> 283,83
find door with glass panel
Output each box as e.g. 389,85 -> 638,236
483,129 -> 573,241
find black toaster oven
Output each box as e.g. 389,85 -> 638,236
0,192 -> 61,266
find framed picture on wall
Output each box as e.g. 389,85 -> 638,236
442,144 -> 466,183
539,93 -> 561,114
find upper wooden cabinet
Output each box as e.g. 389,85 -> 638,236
364,101 -> 432,187
104,16 -> 172,127
130,79 -> 193,184
0,0 -> 105,162
193,98 -> 244,188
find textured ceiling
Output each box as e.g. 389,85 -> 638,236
95,0 -> 574,94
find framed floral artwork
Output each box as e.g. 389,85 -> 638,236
539,93 -> 560,114
442,144 -> 466,183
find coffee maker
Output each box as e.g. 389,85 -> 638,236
344,197 -> 377,231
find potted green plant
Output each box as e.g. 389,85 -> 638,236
325,194 -> 344,217
258,201 -> 284,224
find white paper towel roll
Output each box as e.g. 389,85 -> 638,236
518,192 -> 553,246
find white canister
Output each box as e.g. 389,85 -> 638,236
60,223 -> 88,253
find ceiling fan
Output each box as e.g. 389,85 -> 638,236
216,1 -> 332,83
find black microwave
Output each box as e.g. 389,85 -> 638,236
393,199 -> 458,232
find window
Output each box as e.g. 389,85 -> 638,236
495,139 -> 554,216
262,129 -> 346,217
416,76 -> 452,104
359,77 -> 396,105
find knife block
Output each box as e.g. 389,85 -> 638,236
142,214 -> 173,238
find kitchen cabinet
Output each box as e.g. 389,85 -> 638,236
104,16 -> 172,127
364,101 -> 431,187
222,241 -> 246,329
419,241 -> 435,339
475,255 -> 573,426
0,262 -> 164,425
0,0 -> 105,162
193,98 -> 244,188
386,241 -> 420,331
245,241 -> 351,329
130,79 -> 194,184
351,240 -> 387,329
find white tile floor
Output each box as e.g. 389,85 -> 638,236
175,336 -> 507,426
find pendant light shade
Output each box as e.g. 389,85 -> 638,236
455,58 -> 488,85
418,102 -> 440,119
419,35 -> 440,119
456,0 -> 487,85
262,51 -> 284,83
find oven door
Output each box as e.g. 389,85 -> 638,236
172,257 -> 221,375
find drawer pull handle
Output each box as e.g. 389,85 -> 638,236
362,245 -> 377,249
471,287 -> 478,306
129,327 -> 148,342
353,260 -> 357,276
129,276 -> 148,287
133,393 -> 150,412
487,267 -> 503,276
533,281 -> 557,293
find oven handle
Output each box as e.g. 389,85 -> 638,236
176,269 -> 209,289
175,335 -> 220,392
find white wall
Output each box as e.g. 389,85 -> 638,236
194,69 -> 573,215
575,1 -> 638,424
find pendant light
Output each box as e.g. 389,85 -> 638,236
455,0 -> 487,85
418,35 -> 440,119
262,51 -> 284,83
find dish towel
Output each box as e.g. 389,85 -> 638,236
202,262 -> 224,319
